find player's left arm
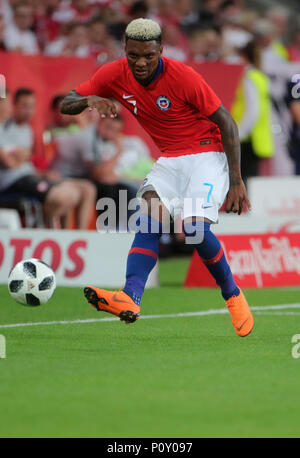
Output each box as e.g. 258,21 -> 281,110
208,104 -> 251,215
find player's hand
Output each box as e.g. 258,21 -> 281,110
87,96 -> 117,119
226,180 -> 251,215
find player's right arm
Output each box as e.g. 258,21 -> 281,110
60,61 -> 118,118
60,89 -> 117,118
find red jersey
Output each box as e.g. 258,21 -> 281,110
76,56 -> 223,157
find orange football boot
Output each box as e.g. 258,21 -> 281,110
225,289 -> 254,337
84,286 -> 140,323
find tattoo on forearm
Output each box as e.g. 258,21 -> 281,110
60,89 -> 88,115
208,104 -> 241,185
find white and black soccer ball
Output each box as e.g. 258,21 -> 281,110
8,258 -> 56,306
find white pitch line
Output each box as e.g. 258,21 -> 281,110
255,311 -> 300,316
0,303 -> 300,330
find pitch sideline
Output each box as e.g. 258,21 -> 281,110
0,303 -> 300,329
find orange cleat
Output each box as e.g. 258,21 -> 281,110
84,286 -> 140,324
225,289 -> 254,337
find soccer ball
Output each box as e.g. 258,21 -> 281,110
8,258 -> 56,306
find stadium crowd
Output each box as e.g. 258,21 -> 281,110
0,0 -> 300,64
1,0 -> 300,229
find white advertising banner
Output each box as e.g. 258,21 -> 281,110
215,214 -> 300,235
0,229 -> 158,288
248,177 -> 300,218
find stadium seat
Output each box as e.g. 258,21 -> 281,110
0,209 -> 21,229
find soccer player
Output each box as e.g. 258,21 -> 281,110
61,19 -> 254,337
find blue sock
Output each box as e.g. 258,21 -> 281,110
183,221 -> 239,300
123,215 -> 162,306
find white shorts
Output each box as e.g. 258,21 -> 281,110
137,151 -> 229,223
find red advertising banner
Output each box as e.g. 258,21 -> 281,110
185,232 -> 300,289
0,52 -> 244,161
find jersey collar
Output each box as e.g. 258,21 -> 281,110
147,57 -> 163,86
132,57 -> 163,88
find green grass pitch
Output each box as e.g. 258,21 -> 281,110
0,257 -> 300,438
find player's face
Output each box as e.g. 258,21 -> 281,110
125,40 -> 163,85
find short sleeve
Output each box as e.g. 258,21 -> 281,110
183,66 -> 221,117
75,61 -> 117,98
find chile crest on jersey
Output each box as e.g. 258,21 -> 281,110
156,95 -> 171,111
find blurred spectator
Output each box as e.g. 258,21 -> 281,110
239,9 -> 258,34
34,0 -> 61,50
286,77 -> 300,174
175,0 -> 223,32
88,17 -> 121,63
266,6 -> 290,61
231,41 -> 274,182
0,14 -> 7,50
46,96 -> 152,227
288,29 -> 300,62
92,114 -> 153,187
0,88 -> 95,229
151,0 -> 178,27
218,0 -> 244,24
45,94 -> 96,179
52,0 -> 99,25
1,0 -> 300,185
106,1 -> 149,42
199,0 -> 223,25
219,0 -> 253,51
45,21 -> 90,57
43,94 -> 97,229
254,18 -> 285,66
0,0 -> 20,26
129,0 -> 148,20
254,17 -> 296,177
174,0 -> 199,30
4,3 -> 39,54
162,23 -> 188,61
187,26 -> 222,62
91,114 -> 153,228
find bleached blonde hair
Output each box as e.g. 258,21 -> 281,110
125,18 -> 162,43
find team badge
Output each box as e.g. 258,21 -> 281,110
156,95 -> 171,111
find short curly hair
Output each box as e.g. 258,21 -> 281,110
125,18 -> 162,43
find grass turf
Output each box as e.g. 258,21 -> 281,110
0,257 -> 300,438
